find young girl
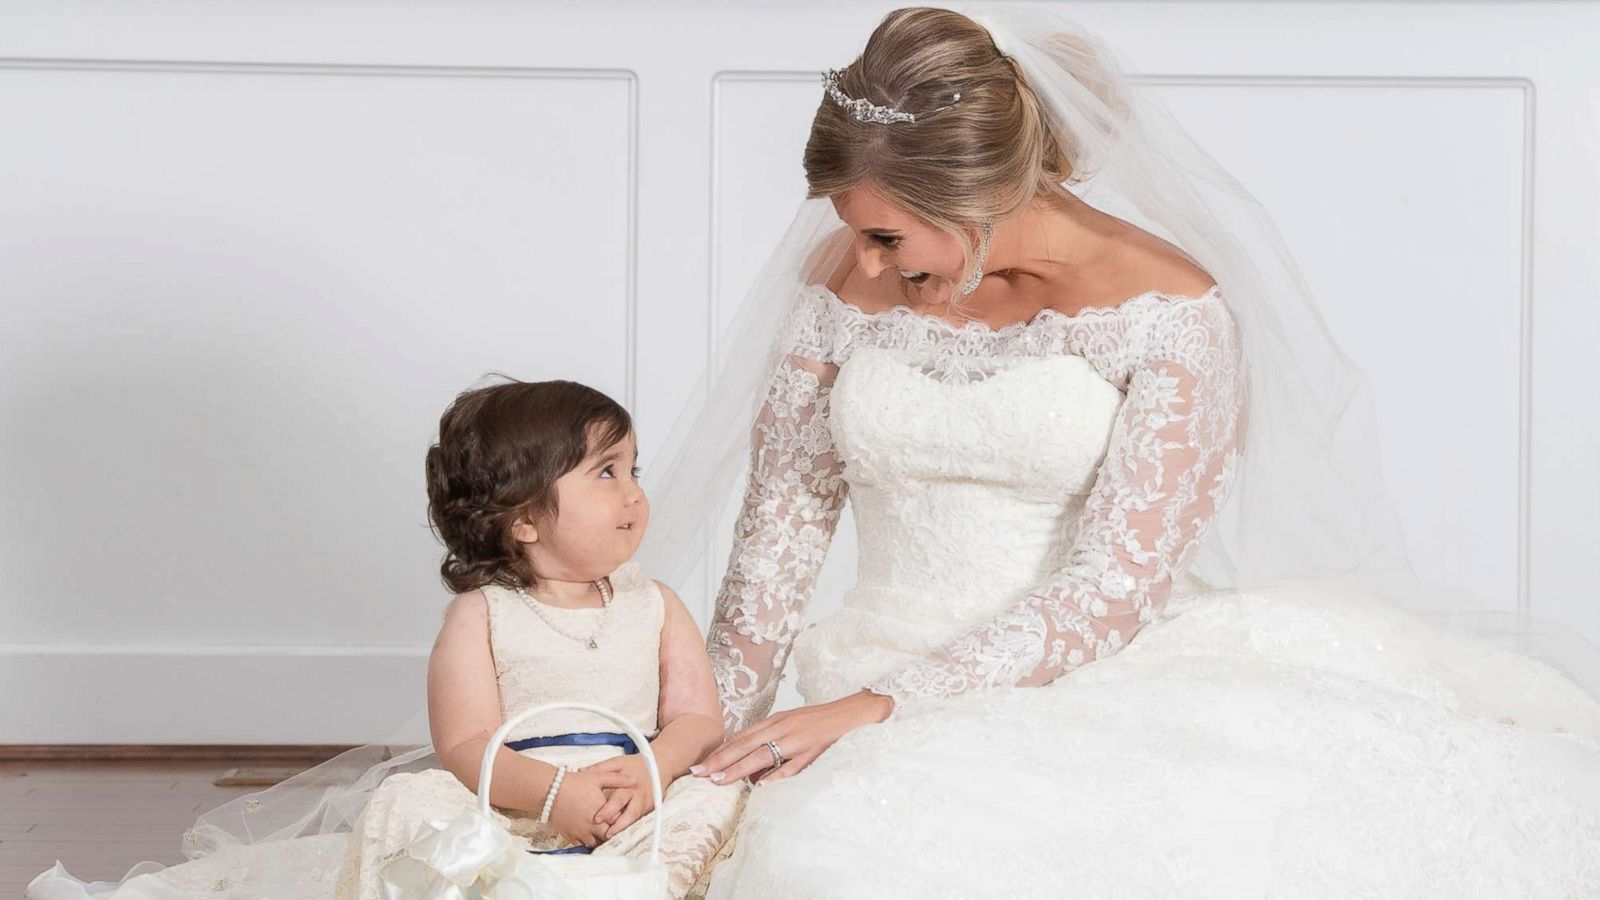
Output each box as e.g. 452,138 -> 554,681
334,376 -> 748,899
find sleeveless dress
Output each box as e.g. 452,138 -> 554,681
332,559 -> 746,900
699,283 -> 1600,898
25,564 -> 745,900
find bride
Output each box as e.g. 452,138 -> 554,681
26,4 -> 1600,898
634,4 -> 1600,897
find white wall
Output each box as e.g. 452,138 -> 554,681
2,1 -> 1596,742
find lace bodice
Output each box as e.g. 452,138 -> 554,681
706,282 -> 1246,732
482,559 -> 664,739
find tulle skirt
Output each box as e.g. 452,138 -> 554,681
28,743 -> 746,900
704,579 -> 1600,899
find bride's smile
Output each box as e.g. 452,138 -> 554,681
828,181 -> 1106,301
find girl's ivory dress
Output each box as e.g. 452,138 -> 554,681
334,560 -> 747,900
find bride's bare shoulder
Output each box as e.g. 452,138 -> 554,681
1079,225 -> 1219,310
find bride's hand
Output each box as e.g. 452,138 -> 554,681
688,690 -> 893,787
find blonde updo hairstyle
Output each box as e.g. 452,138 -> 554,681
804,7 -> 1084,309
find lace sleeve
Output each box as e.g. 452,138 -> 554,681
707,291 -> 850,735
863,296 -> 1247,716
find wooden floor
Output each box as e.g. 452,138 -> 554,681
1,759 -> 264,897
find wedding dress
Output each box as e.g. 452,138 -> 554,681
699,280 -> 1600,898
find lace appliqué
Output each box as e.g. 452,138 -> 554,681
862,293 -> 1247,711
706,281 -> 1242,731
707,348 -> 850,734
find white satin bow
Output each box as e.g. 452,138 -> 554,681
378,807 -> 582,900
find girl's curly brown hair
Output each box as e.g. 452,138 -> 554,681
424,376 -> 632,594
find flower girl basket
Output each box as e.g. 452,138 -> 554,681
378,701 -> 670,900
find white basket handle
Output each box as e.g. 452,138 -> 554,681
479,702 -> 663,863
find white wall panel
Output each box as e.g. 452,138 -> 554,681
713,73 -> 1535,711
0,59 -> 635,741
1153,78 -> 1530,607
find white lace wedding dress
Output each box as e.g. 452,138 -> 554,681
701,281 -> 1600,898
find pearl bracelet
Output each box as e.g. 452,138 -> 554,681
538,763 -> 568,824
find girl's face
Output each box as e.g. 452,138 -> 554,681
831,183 -> 964,293
522,427 -> 649,582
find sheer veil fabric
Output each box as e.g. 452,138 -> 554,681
633,1 -> 1600,711
30,4 -> 1600,898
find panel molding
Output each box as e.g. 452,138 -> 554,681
0,57 -> 641,741
0,643 -> 430,743
0,55 -> 642,412
707,69 -> 1535,614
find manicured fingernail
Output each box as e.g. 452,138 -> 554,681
689,765 -> 704,775
709,772 -> 724,783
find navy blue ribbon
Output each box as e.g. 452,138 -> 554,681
507,730 -> 648,856
506,730 -> 641,755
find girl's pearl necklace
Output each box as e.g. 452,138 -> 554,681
513,578 -> 613,650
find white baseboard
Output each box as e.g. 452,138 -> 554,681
0,644 -> 431,744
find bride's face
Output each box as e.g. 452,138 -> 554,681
831,185 -> 963,290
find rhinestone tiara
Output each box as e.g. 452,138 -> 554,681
821,67 -> 962,125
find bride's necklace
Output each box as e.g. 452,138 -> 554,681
513,577 -> 613,650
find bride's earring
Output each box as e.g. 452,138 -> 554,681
959,220 -> 995,297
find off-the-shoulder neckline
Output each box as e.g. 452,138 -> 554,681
804,282 -> 1224,337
